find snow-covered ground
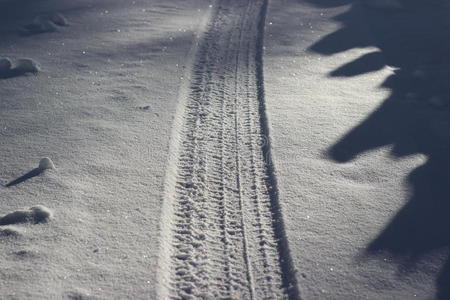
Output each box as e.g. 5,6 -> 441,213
265,0 -> 450,299
0,0 -> 211,298
1,0 -> 450,298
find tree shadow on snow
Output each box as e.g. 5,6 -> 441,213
307,0 -> 450,298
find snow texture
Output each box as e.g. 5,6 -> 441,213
0,0 -> 211,298
264,0 -> 450,298
157,0 -> 297,298
1,0 -> 449,298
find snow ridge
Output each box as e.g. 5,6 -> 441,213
158,0 -> 298,298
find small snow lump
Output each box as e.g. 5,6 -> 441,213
38,157 -> 55,170
14,58 -> 40,74
0,205 -> 53,225
49,13 -> 68,26
30,205 -> 53,223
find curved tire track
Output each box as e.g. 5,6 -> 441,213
159,0 -> 299,298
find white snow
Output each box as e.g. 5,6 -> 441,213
265,0 -> 450,299
1,0 -> 449,298
0,0 -> 211,298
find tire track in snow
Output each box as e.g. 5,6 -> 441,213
158,0 -> 299,298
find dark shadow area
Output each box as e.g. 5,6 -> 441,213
0,0 -> 47,29
0,68 -> 38,79
437,258 -> 450,300
16,13 -> 68,36
0,0 -> 116,47
307,0 -> 450,298
298,0 -> 352,8
0,0 -> 82,25
5,168 -> 43,187
308,6 -> 373,55
0,209 -> 32,225
0,205 -> 51,225
0,0 -> 58,47
18,21 -> 57,36
329,51 -> 385,77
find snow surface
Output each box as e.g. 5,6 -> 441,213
0,0 -> 211,298
156,1 -> 297,298
265,0 -> 450,299
2,0 -> 450,298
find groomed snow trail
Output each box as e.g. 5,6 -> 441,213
159,0 -> 298,298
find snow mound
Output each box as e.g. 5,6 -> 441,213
0,58 -> 40,78
38,157 -> 55,170
20,12 -> 68,35
30,206 -> 53,223
14,58 -> 40,74
0,58 -> 12,73
0,205 -> 53,225
49,13 -> 69,26
21,17 -> 58,35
